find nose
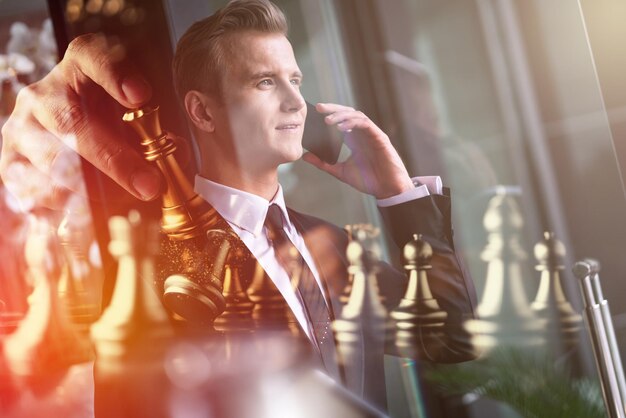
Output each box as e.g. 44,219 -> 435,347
281,84 -> 305,113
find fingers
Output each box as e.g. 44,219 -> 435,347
2,114 -> 85,194
1,158 -> 76,212
315,102 -> 354,114
0,32 -> 161,210
61,34 -> 151,108
316,103 -> 384,136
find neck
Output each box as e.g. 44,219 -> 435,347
198,154 -> 280,201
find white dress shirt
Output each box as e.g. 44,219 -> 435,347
193,175 -> 441,341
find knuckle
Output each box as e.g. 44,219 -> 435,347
1,118 -> 16,140
95,143 -> 126,175
66,33 -> 102,60
51,102 -> 87,135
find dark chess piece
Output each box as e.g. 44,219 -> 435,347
390,234 -> 446,359
531,231 -> 581,351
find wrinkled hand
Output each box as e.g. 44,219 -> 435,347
0,33 -> 162,212
302,103 -> 413,199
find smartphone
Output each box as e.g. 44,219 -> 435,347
302,101 -> 344,165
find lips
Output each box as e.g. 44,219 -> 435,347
276,123 -> 301,130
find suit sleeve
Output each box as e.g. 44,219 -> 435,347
378,190 -> 479,362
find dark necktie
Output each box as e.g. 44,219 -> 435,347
264,204 -> 337,371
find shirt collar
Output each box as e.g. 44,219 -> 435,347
194,175 -> 292,237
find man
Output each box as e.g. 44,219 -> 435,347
0,0 -> 476,408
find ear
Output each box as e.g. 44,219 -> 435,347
184,90 -> 215,133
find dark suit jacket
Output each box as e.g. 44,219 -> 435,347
289,191 -> 478,363
283,191 -> 478,413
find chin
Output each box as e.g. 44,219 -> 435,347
280,145 -> 304,164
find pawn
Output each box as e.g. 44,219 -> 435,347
391,234 -> 447,359
531,231 -> 581,351
91,211 -> 172,365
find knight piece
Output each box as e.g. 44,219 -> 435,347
530,231 -> 581,351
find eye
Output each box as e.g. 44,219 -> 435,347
290,78 -> 302,87
257,79 -> 274,87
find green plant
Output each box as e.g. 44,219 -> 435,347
426,348 -> 605,418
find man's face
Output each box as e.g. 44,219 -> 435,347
211,31 -> 307,173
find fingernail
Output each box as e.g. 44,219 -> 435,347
121,74 -> 152,105
131,169 -> 161,201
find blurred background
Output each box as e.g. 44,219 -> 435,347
1,0 -> 626,417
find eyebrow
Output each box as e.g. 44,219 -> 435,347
249,70 -> 303,81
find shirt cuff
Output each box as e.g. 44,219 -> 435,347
376,176 -> 443,207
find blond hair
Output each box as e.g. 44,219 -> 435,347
172,0 -> 288,101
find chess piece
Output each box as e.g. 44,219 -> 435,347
531,231 -> 581,351
333,235 -> 388,407
247,261 -> 300,337
391,234 -> 447,359
56,208 -> 102,330
91,211 -> 173,418
340,224 -> 382,306
123,106 -> 232,323
213,243 -> 255,332
465,188 -> 544,352
91,211 -> 172,361
3,215 -> 91,383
